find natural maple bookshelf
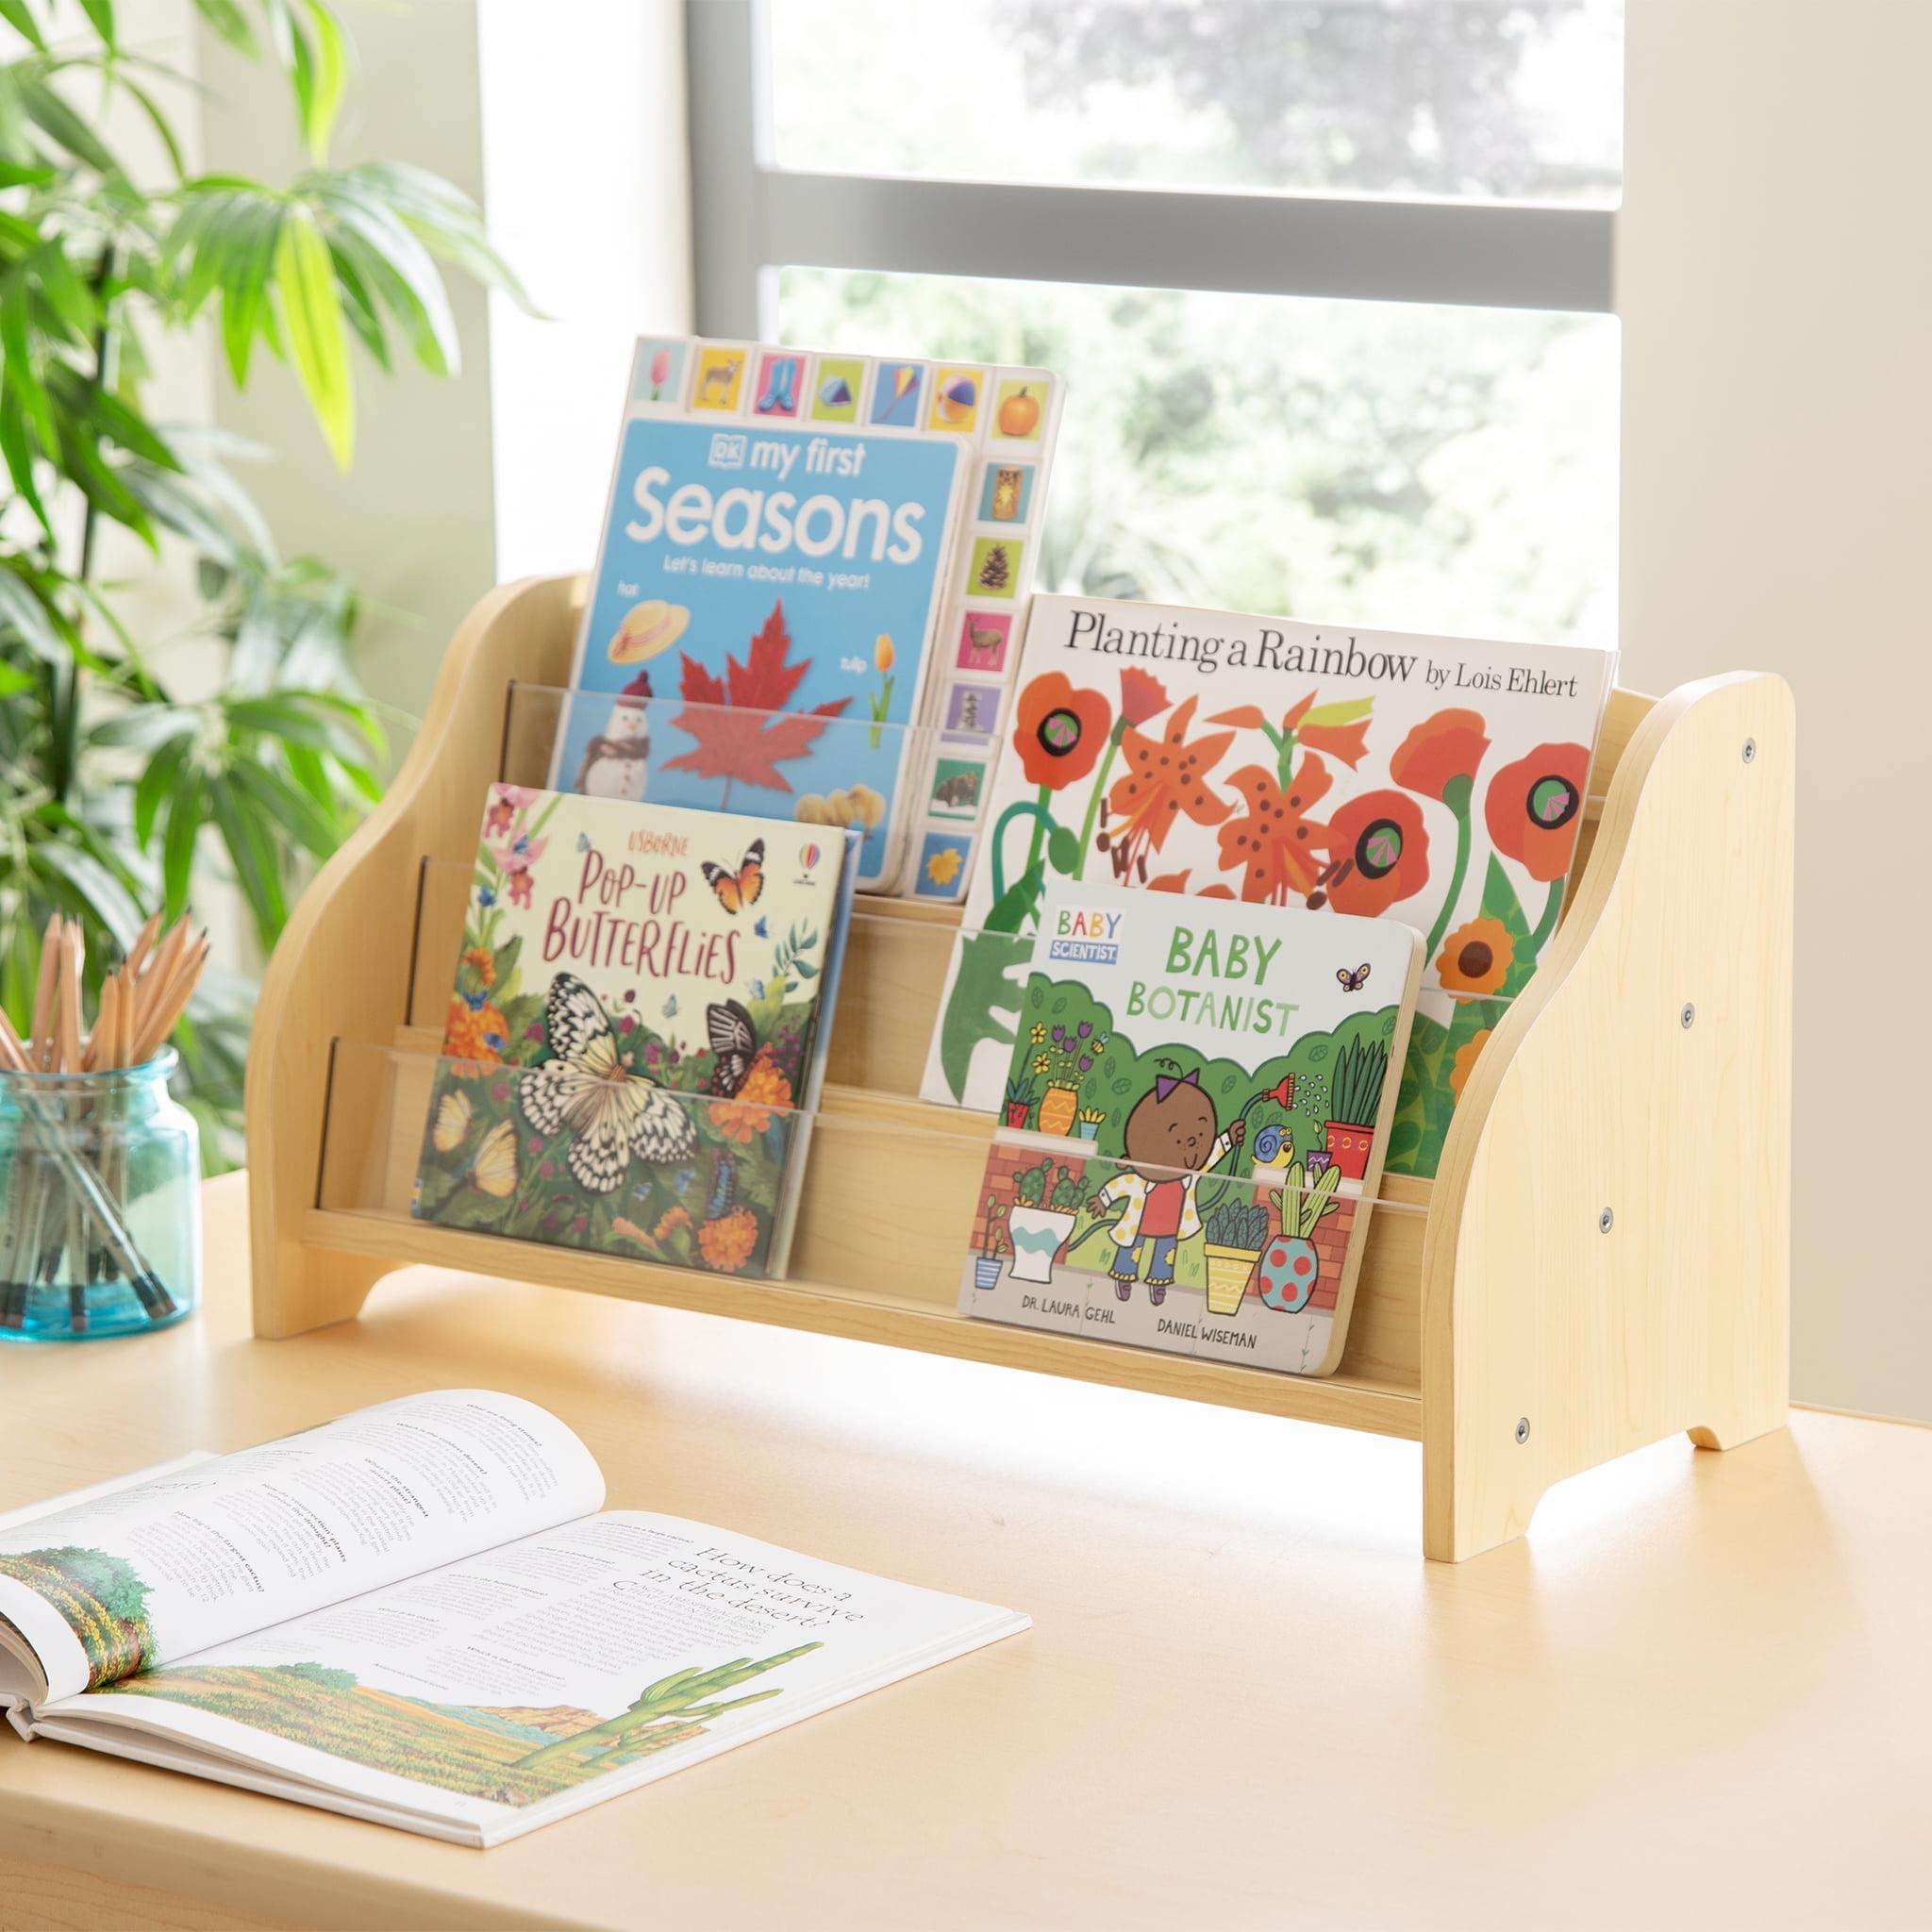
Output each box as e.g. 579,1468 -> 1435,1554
246,575 -> 1794,1560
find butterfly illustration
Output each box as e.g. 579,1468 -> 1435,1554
707,1152 -> 738,1220
518,974 -> 698,1192
662,993 -> 679,1019
754,915 -> 769,939
576,831 -> 591,851
1336,963 -> 1372,992
468,1119 -> 519,1198
702,839 -> 764,915
431,1089 -> 473,1153
707,999 -> 757,1097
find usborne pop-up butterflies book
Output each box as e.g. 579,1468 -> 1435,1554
411,787 -> 858,1281
961,882 -> 1420,1376
922,595 -> 1616,1181
554,336 -> 1063,901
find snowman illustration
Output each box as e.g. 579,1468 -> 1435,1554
576,670 -> 653,800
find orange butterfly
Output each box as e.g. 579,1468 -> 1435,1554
702,839 -> 765,915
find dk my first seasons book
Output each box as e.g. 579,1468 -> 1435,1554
411,786 -> 858,1282
962,882 -> 1420,1376
555,337 -> 1063,903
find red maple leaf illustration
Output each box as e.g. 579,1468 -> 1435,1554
661,601 -> 851,795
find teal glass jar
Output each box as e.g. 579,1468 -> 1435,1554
0,1049 -> 200,1341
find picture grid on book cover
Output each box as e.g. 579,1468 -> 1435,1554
411,786 -> 858,1281
924,596 -> 1617,1179
962,883 -> 1420,1376
558,336 -> 1063,901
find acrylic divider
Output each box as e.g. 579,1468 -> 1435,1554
490,680 -> 995,902
313,1037 -> 1424,1384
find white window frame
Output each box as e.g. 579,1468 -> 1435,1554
685,0 -> 1616,333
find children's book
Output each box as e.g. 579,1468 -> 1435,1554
962,883 -> 1420,1375
556,336 -> 1063,900
922,596 -> 1616,1179
411,786 -> 859,1281
0,1392 -> 1024,1846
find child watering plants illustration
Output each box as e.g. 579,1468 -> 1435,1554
1084,1070 -> 1245,1305
958,881 -> 1423,1375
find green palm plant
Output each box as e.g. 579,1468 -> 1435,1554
0,0 -> 525,1162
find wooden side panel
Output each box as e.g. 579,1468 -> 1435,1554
1422,673 -> 1793,1559
246,575 -> 583,1337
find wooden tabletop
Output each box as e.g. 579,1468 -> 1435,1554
2,1175 -> 1927,1931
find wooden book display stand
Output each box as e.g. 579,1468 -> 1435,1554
246,575 -> 1793,1560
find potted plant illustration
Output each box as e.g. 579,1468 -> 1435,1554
1074,1106 -> 1106,1141
1002,1074 -> 1037,1129
1007,1157 -> 1079,1285
974,1194 -> 1008,1291
1323,1037 -> 1391,1180
1032,1022 -> 1106,1139
1201,1197 -> 1271,1317
1257,1160 -> 1343,1313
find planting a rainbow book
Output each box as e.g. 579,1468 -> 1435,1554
962,881 -> 1421,1376
923,595 -> 1617,1180
555,336 -> 1063,899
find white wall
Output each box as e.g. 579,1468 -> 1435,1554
195,0 -> 498,732
1619,0 -> 1932,1420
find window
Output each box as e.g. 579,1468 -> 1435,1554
687,0 -> 1622,643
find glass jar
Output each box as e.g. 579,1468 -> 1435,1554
0,1049 -> 200,1341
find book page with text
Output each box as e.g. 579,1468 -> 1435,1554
0,1391 -> 603,1705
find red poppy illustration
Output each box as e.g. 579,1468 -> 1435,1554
1101,694 -> 1234,881
1117,665 -> 1172,728
1485,741 -> 1590,881
1012,672 -> 1112,790
1214,757 -> 1333,904
1391,708 -> 1491,804
1317,791 -> 1431,916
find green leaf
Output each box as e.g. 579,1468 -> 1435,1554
191,0 -> 257,54
226,758 -> 339,861
161,766 -> 206,922
273,207 -> 352,465
36,839 -> 141,949
0,0 -> 46,49
0,564 -> 69,661
208,774 -> 286,945
20,74 -> 121,175
300,0 -> 347,160
76,0 -> 114,44
134,734 -> 192,847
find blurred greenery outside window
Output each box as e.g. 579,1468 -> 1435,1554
741,0 -> 1622,645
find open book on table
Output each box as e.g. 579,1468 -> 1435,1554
0,1391 -> 1024,1846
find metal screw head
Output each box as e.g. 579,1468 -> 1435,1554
1681,1003 -> 1696,1028
1515,1417 -> 1531,1444
1599,1207 -> 1614,1233
1741,737 -> 1757,763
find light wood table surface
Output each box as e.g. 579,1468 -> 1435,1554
1,1174 -> 1927,1931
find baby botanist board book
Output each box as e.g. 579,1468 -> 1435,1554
923,595 -> 1616,1179
411,785 -> 859,1281
963,883 -> 1420,1375
0,1392 -> 1025,1846
558,336 -> 1063,899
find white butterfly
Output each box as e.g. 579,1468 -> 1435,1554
518,974 -> 697,1192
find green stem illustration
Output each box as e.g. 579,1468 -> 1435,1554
990,790 -> 1057,905
1526,874 -> 1564,957
1423,774 -> 1475,966
1071,722 -> 1125,880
